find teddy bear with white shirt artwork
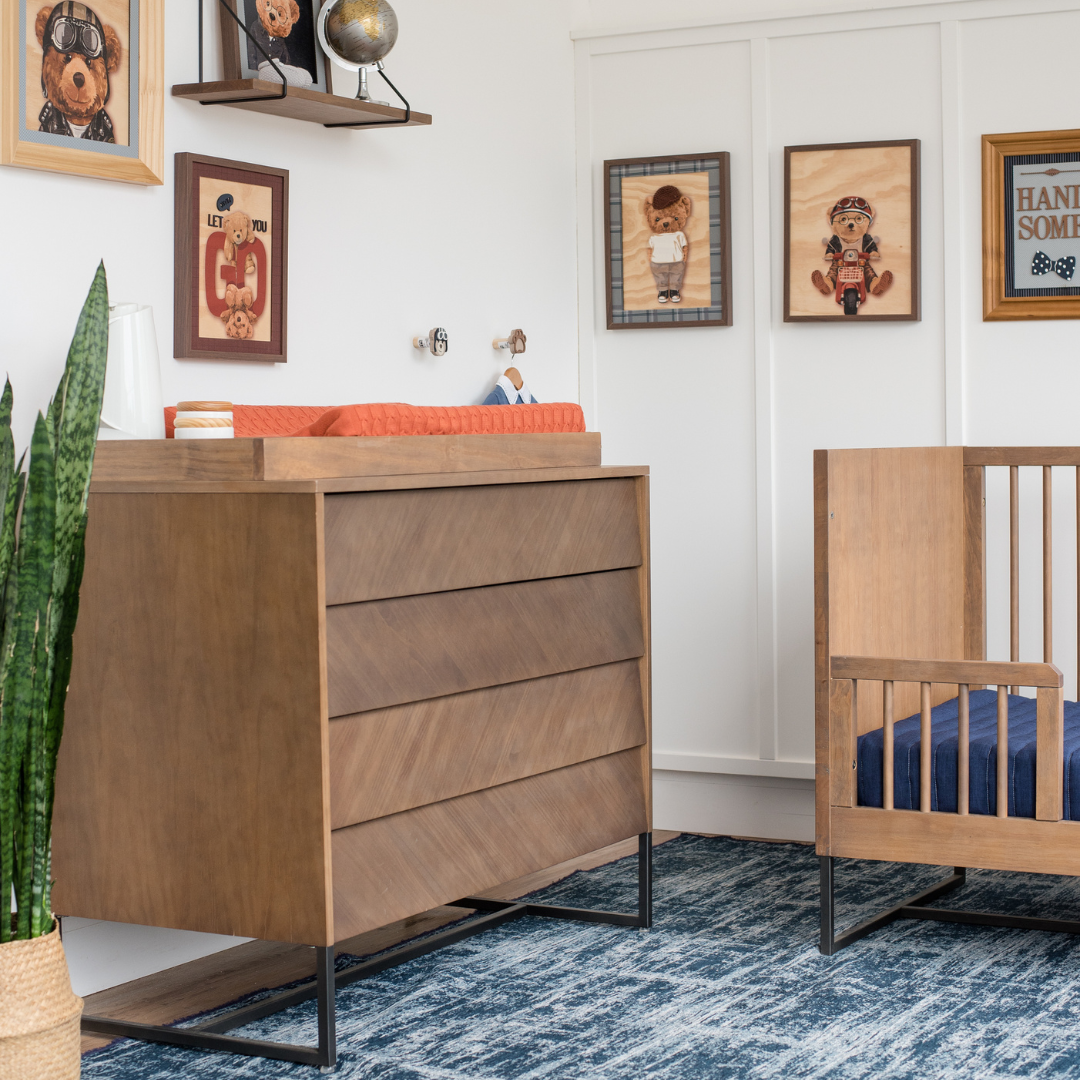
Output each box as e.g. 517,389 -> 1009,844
644,184 -> 692,304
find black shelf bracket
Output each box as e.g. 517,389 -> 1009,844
80,832 -> 653,1069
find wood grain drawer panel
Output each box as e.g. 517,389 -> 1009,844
325,569 -> 644,716
331,748 -> 649,940
329,660 -> 645,828
323,478 -> 641,604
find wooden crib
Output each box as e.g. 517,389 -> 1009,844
815,446 -> 1080,954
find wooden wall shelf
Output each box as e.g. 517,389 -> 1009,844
171,80 -> 431,128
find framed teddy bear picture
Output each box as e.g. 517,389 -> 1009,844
604,152 -> 732,329
218,0 -> 332,93
0,0 -> 164,184
784,139 -> 920,322
174,153 -> 289,363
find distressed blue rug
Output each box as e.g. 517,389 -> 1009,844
82,835 -> 1080,1078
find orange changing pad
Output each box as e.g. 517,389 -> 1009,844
164,402 -> 585,439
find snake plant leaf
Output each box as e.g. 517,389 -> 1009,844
0,263 -> 109,940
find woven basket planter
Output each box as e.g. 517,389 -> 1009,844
0,925 -> 83,1079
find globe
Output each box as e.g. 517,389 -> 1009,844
317,0 -> 399,71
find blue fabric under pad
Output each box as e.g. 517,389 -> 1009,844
857,689 -> 1080,818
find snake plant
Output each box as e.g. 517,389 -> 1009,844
0,263 -> 109,941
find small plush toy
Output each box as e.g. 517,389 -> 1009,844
220,284 -> 258,340
247,0 -> 312,87
483,367 -> 537,406
221,211 -> 257,274
811,196 -> 894,305
35,2 -> 122,141
644,185 -> 692,304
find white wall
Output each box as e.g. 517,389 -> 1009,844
575,0 -> 1080,842
0,0 -> 579,455
0,0 -> 579,996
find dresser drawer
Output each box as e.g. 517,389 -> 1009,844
323,478 -> 641,604
331,748 -> 649,940
325,568 -> 644,716
329,660 -> 646,828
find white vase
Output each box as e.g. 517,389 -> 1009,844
98,303 -> 165,441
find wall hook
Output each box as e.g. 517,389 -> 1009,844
413,327 -> 448,356
492,329 -> 526,354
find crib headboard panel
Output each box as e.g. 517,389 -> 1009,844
815,447 -> 978,736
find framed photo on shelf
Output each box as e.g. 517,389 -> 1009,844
784,139 -> 920,322
218,0 -> 332,94
174,153 -> 289,364
0,0 -> 163,184
604,152 -> 731,329
983,128 -> 1080,320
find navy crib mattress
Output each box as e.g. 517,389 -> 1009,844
856,689 -> 1080,818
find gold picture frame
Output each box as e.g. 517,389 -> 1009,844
983,129 -> 1080,320
1,0 -> 163,184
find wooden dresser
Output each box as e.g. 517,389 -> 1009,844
52,433 -> 651,950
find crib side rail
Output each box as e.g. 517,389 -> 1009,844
829,655 -> 1064,821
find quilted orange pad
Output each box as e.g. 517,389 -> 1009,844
164,403 -> 586,439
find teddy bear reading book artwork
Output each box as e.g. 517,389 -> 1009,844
33,2 -> 124,142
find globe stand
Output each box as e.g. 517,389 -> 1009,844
356,66 -> 389,107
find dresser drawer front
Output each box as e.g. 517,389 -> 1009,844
325,568 -> 644,716
329,660 -> 645,829
323,478 -> 641,604
331,748 -> 649,941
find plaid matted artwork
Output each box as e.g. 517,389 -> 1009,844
604,153 -> 732,329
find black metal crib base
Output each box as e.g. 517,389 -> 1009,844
819,855 -> 1080,955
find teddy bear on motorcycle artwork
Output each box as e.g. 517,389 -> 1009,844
811,196 -> 894,316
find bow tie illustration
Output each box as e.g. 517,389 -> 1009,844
1032,251 -> 1076,280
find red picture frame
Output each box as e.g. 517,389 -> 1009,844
174,152 -> 289,362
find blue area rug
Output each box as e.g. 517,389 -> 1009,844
82,835 -> 1080,1078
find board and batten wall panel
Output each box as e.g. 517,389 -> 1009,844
768,21 -> 946,766
586,40 -> 760,766
578,0 -> 1080,841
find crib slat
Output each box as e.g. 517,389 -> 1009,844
1044,465 -> 1053,664
920,682 -> 931,813
1036,685 -> 1064,822
1011,465 -> 1019,695
958,684 -> 969,816
997,685 -> 1009,819
883,680 -> 894,811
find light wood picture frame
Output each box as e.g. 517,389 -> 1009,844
604,152 -> 732,329
174,153 -> 289,364
784,139 -> 920,322
218,0 -> 333,94
1,0 -> 163,184
982,128 -> 1080,321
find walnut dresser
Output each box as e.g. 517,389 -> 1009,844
51,432 -> 651,1063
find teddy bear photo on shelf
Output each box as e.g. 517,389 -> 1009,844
29,1 -> 128,144
240,0 -> 321,88
617,171 -> 713,311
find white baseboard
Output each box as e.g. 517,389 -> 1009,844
653,769 -> 815,842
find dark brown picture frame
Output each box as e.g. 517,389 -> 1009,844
174,152 -> 288,363
784,139 -> 920,322
604,152 -> 732,329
